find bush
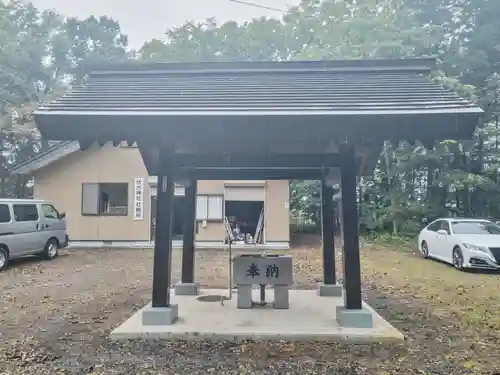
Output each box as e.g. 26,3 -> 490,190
290,222 -> 319,234
367,233 -> 416,249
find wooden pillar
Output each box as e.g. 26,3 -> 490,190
340,143 -> 362,310
321,179 -> 336,284
181,179 -> 197,283
151,152 -> 175,308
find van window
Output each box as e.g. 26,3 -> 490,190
13,204 -> 39,222
0,204 -> 11,223
42,204 -> 59,219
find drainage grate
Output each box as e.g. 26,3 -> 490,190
197,295 -> 229,302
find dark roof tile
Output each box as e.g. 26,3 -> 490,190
36,59 -> 481,115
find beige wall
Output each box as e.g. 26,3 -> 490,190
34,143 -> 151,241
195,181 -> 225,242
264,180 -> 290,242
33,144 -> 290,243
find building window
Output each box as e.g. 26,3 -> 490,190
13,204 -> 39,222
0,204 -> 11,223
82,183 -> 129,216
196,195 -> 223,221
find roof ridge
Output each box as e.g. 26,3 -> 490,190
85,59 -> 436,77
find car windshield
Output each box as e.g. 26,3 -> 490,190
451,221 -> 500,235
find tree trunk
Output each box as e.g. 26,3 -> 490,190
383,142 -> 398,235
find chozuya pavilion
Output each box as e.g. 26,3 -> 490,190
33,59 -> 482,341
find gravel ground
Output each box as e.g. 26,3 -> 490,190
0,241 -> 499,374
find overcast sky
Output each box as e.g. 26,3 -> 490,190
29,0 -> 300,48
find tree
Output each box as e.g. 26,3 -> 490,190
285,0 -> 443,60
51,14 -> 129,82
0,1 -> 58,130
0,1 -> 132,197
0,0 -> 60,197
139,17 -> 287,62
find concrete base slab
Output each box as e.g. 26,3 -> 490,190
175,282 -> 200,296
141,304 -> 179,326
111,289 -> 403,342
317,283 -> 344,297
336,306 -> 373,328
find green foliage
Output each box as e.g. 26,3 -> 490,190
367,232 -> 416,249
290,180 -> 323,225
0,0 -> 130,197
0,1 -> 55,111
290,222 -> 319,234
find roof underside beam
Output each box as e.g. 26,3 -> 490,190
171,153 -> 342,169
175,168 -> 331,180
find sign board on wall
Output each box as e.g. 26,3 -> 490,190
134,178 -> 145,220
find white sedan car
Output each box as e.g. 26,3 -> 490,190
417,218 -> 500,270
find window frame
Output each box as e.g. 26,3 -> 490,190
440,220 -> 451,234
426,220 -> 443,232
13,203 -> 39,222
81,182 -> 129,217
196,194 -> 224,221
42,204 -> 60,220
98,183 -> 129,216
451,220 -> 500,235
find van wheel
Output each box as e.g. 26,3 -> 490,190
42,239 -> 59,260
0,247 -> 8,271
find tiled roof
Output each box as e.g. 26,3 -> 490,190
10,141 -> 79,174
36,59 -> 480,115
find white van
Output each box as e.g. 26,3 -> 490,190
0,199 -> 68,271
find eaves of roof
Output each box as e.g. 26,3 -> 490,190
10,141 -> 80,175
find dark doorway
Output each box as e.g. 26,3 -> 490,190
225,200 -> 264,243
150,195 -> 186,241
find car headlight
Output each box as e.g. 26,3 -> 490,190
463,243 -> 489,253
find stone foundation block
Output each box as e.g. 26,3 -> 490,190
273,285 -> 290,309
174,281 -> 200,296
317,283 -> 343,297
237,285 -> 253,309
336,306 -> 373,328
142,305 -> 179,326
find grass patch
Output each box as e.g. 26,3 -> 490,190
364,234 -> 416,251
2,244 -> 500,374
362,243 -> 500,332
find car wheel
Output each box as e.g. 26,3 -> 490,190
421,241 -> 429,258
0,247 -> 8,271
42,239 -> 59,260
452,246 -> 464,270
